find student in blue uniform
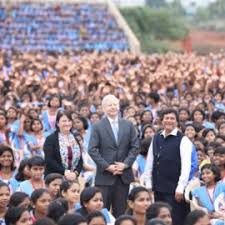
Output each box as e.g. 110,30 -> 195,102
18,156 -> 45,196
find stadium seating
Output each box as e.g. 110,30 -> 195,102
0,2 -> 129,52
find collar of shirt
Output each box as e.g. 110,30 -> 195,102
107,116 -> 119,126
160,127 -> 178,138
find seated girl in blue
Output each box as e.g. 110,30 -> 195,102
41,95 -> 62,133
0,182 -> 11,225
0,112 -> 20,153
76,187 -> 115,225
17,156 -> 45,196
192,164 -> 225,225
26,119 -> 50,158
6,107 -> 20,134
133,138 -> 151,183
0,145 -> 19,193
16,116 -> 49,158
0,113 -> 11,145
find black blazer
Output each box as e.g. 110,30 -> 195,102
43,131 -> 83,176
88,117 -> 139,185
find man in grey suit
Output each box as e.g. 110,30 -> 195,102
88,94 -> 139,218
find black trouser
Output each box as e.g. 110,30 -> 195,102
154,191 -> 190,225
97,177 -> 129,218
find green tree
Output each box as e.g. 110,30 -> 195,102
209,0 -> 225,18
120,7 -> 189,52
146,0 -> 167,7
194,0 -> 225,21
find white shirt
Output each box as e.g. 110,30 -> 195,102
107,116 -> 119,132
142,127 -> 192,193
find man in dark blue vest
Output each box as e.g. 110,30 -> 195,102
143,109 -> 192,225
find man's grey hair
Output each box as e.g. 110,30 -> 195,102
102,94 -> 119,107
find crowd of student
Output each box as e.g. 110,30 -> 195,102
0,150 -> 219,225
0,49 -> 225,225
0,2 -> 128,52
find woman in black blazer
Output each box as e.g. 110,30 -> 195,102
44,110 -> 83,181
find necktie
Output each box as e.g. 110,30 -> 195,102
111,120 -> 118,143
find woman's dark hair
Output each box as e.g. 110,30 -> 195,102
128,186 -> 149,202
148,92 -> 160,103
200,164 -> 221,182
31,188 -> 49,204
184,210 -> 207,225
78,102 -> 89,113
218,121 -> 225,131
215,135 -> 225,142
28,156 -> 45,169
21,92 -> 32,102
191,109 -> 206,121
194,137 -> 207,151
211,110 -> 225,123
0,144 -> 15,171
0,109 -> 6,116
80,187 -> 102,207
214,146 -> 225,155
47,198 -> 68,223
141,125 -> 155,139
146,202 -> 172,220
196,102 -> 207,111
0,112 -> 7,124
140,110 -> 153,124
60,180 -> 79,195
160,109 -> 179,123
115,215 -> 137,225
183,123 -> 197,134
202,128 -> 216,138
28,108 -> 39,119
75,116 -> 89,131
89,112 -> 100,120
8,192 -> 29,208
48,95 -> 62,108
58,213 -> 86,225
5,207 -> 29,225
55,110 -> 72,131
30,118 -> 44,132
0,181 -> 10,191
179,108 -> 191,119
205,142 -> 221,155
86,211 -> 106,225
33,217 -> 57,225
140,138 -> 152,156
214,91 -> 224,99
45,173 -> 63,186
127,187 -> 150,215
147,218 -> 167,225
7,106 -> 18,118
15,158 -> 30,182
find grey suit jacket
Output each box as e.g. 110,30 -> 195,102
88,117 -> 139,185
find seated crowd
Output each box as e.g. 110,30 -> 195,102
0,49 -> 224,225
0,2 -> 128,52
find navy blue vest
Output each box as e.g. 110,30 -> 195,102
152,131 -> 183,194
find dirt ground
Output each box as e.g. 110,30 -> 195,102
190,30 -> 225,46
172,30 -> 225,54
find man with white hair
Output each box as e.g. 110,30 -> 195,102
89,94 -> 139,218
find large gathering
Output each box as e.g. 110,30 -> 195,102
0,1 -> 225,225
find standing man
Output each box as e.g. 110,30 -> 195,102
88,94 -> 139,218
142,109 -> 192,225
